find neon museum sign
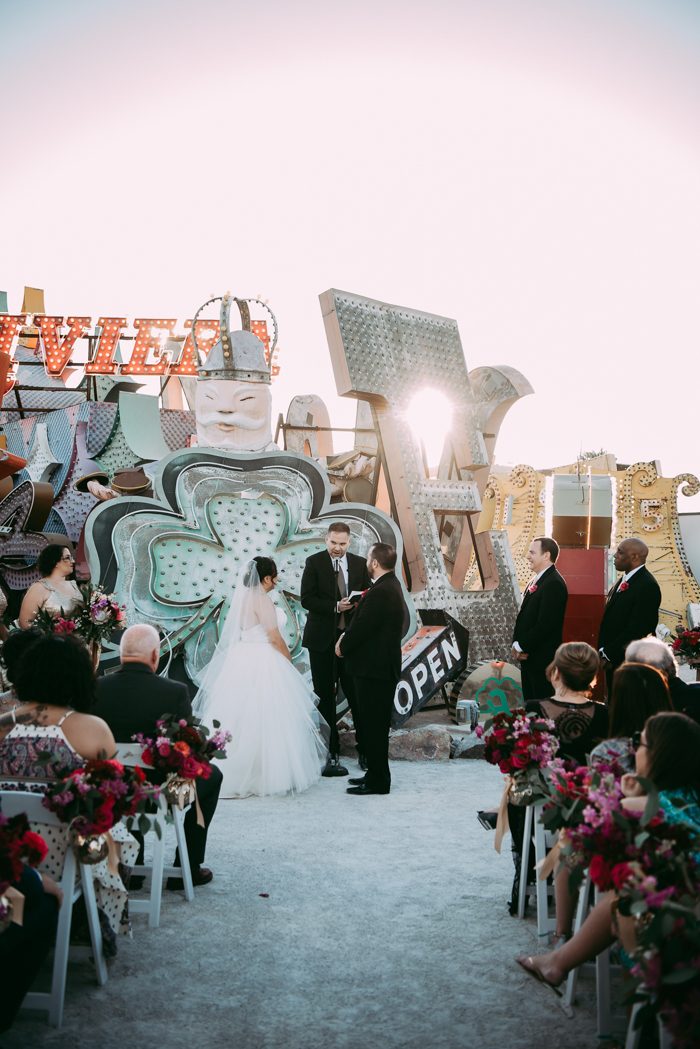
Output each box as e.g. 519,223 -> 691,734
0,314 -> 277,380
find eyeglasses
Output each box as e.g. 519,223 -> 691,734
60,555 -> 75,562
631,731 -> 648,749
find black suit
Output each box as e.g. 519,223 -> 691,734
598,566 -> 662,691
669,677 -> 700,724
339,572 -> 405,792
301,549 -> 370,756
512,565 -> 568,701
94,662 -> 222,876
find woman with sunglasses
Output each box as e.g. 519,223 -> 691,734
18,545 -> 84,629
516,711 -> 700,992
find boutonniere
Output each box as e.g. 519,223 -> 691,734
527,583 -> 538,594
618,581 -> 629,592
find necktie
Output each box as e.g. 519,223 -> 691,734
335,559 -> 347,629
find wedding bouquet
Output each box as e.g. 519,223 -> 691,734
0,812 -> 48,926
475,708 -> 560,804
541,757 -> 628,837
76,585 -> 127,646
134,714 -> 231,782
670,625 -> 700,667
42,758 -> 158,836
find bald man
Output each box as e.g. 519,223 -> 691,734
598,538 -> 662,694
94,624 -> 221,889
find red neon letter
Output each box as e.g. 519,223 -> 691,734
36,315 -> 91,375
120,318 -> 176,375
85,317 -> 127,375
0,315 -> 27,362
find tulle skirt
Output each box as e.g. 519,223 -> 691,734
195,640 -> 328,798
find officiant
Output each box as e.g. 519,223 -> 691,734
301,523 -> 370,776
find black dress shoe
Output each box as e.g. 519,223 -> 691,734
346,784 -> 390,796
357,753 -> 368,771
322,756 -> 349,778
166,867 -> 213,891
348,776 -> 366,786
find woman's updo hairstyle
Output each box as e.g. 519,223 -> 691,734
251,556 -> 277,586
546,642 -> 599,694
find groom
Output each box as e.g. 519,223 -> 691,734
336,543 -> 405,796
301,522 -> 370,776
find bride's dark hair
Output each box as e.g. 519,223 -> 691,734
251,556 -> 277,585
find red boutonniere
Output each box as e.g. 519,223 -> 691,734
618,581 -> 629,592
527,583 -> 538,594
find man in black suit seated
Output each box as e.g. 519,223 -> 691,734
94,624 -> 222,889
598,538 -> 662,695
625,636 -> 700,723
301,522 -> 370,776
336,543 -> 406,796
511,536 -> 568,701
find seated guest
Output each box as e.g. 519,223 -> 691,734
94,624 -> 221,889
0,634 -> 137,949
516,712 -> 700,990
18,545 -> 83,630
527,642 -> 607,766
552,662 -> 673,944
506,643 -> 606,916
589,661 -> 672,772
0,628 -> 44,723
625,635 -> 700,723
0,863 -> 62,1034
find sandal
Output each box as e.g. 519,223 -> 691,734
515,954 -> 563,997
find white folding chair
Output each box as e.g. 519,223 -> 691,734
1,789 -> 108,1027
625,997 -> 673,1049
516,801 -> 556,939
114,743 -> 194,928
560,872 -> 614,1039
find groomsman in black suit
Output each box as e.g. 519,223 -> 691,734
336,543 -> 406,796
598,537 -> 662,695
94,624 -> 222,889
301,522 -> 371,776
511,536 -> 568,701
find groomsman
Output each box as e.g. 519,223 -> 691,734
336,543 -> 405,796
301,522 -> 370,776
598,537 -> 661,694
511,536 -> 568,701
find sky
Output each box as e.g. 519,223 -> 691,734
1,0 -> 699,508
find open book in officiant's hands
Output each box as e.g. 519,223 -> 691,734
347,590 -> 366,605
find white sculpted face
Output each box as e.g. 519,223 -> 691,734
195,378 -> 274,450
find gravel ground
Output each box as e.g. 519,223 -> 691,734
6,759 -> 626,1049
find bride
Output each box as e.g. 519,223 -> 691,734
193,556 -> 328,798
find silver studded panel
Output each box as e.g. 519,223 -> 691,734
160,409 -> 196,451
321,289 -> 521,661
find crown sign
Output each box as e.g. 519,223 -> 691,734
193,293 -> 275,384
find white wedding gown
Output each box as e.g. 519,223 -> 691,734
194,603 -> 328,799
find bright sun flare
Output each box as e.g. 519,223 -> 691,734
406,389 -> 454,467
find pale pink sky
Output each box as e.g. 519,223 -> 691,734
2,0 -> 699,506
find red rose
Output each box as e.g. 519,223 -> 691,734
611,863 -> 634,890
141,748 -> 154,767
21,831 -> 49,866
589,855 -> 613,889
